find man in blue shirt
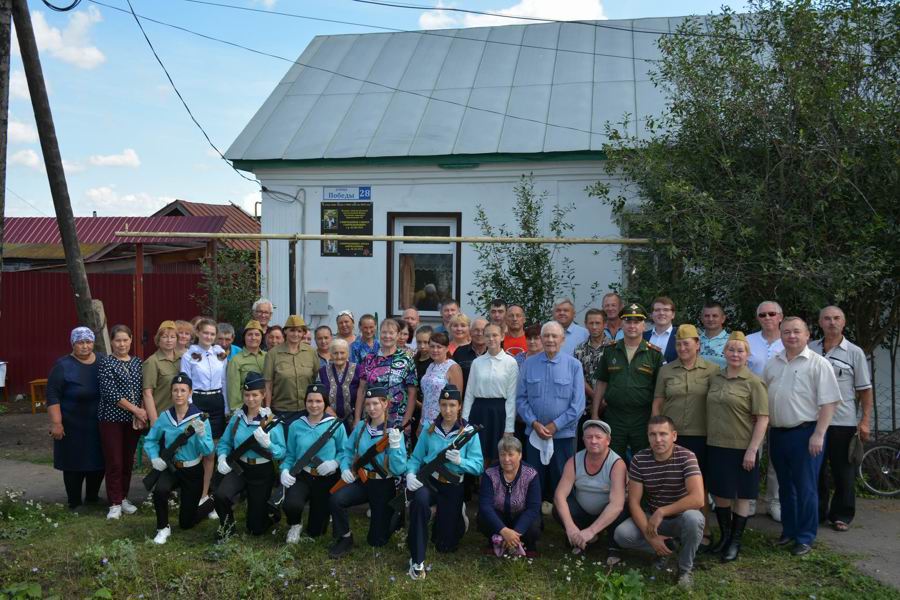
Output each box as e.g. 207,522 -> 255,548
698,301 -> 729,369
555,298 -> 589,355
516,321 -> 586,511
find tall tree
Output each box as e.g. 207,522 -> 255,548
589,0 -> 899,356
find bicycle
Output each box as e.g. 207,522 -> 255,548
858,429 -> 900,497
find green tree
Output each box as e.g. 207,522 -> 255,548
469,174 -> 578,324
194,247 -> 259,329
588,0 -> 899,356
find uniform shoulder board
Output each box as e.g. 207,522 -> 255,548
602,339 -> 617,347
646,342 -> 662,353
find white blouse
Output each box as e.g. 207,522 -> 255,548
462,350 -> 519,433
180,344 -> 229,411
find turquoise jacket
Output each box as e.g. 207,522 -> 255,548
216,408 -> 286,462
407,418 -> 484,477
143,404 -> 213,462
340,420 -> 407,477
282,414 -> 349,472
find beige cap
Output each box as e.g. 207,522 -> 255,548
284,315 -> 307,330
157,320 -> 177,333
675,324 -> 700,340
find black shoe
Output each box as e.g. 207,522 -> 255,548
329,535 -> 353,558
791,543 -> 812,556
774,536 -> 793,547
722,515 -> 748,562
709,506 -> 732,554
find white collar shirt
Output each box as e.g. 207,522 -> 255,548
180,344 -> 229,407
462,350 -> 519,433
649,325 -> 674,354
747,330 -> 784,376
807,337 -> 872,426
763,346 -> 841,428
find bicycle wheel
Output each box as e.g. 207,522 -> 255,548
858,445 -> 900,497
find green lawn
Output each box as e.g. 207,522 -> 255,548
0,489 -> 895,600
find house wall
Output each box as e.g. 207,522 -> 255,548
256,159 -> 630,329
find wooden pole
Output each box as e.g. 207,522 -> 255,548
133,243 -> 144,358
11,0 -> 106,352
0,0 -> 11,304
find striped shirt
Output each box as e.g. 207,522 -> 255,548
628,445 -> 701,513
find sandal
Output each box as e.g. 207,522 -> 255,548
832,521 -> 849,532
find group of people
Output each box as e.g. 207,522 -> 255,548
44,293 -> 871,588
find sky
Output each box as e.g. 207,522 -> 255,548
4,0 -> 749,218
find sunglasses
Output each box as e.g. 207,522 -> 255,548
758,312 -> 779,318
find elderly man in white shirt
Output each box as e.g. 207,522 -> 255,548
763,316 -> 840,557
463,324 -> 519,466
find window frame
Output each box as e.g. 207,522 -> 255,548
386,212 -> 462,319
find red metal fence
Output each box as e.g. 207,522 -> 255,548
0,271 -> 204,395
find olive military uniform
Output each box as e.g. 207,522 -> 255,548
263,344 -> 319,413
653,357 -> 719,437
226,348 -> 266,411
706,366 -> 768,450
595,339 -> 663,456
142,349 -> 183,414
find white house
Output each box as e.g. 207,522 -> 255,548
226,17 -> 684,329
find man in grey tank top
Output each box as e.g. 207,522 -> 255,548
552,420 -> 628,563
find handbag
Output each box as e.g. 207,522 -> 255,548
847,433 -> 864,466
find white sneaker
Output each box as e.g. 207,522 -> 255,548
286,524 -> 302,544
461,502 -> 469,533
769,502 -> 782,523
121,499 -> 138,515
208,510 -> 219,520
408,559 -> 426,581
106,505 -> 122,520
541,501 -> 553,516
153,526 -> 171,545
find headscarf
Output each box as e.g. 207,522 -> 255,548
70,326 -> 95,345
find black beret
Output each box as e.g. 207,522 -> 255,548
242,372 -> 266,392
171,372 -> 192,388
440,384 -> 461,401
365,386 -> 389,399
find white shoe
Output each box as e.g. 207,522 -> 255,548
408,559 -> 426,581
286,525 -> 302,544
121,499 -> 138,515
541,501 -> 553,516
461,502 -> 469,533
208,510 -> 219,520
153,526 -> 171,545
769,502 -> 782,523
106,505 -> 122,520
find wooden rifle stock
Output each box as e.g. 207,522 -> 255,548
329,434 -> 391,494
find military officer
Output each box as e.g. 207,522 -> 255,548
591,303 -> 663,457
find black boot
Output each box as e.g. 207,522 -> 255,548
722,514 -> 748,562
329,534 -> 354,558
708,506 -> 732,554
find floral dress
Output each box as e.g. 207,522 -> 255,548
420,359 -> 457,424
359,349 -> 418,428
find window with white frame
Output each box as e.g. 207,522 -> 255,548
388,214 -> 460,318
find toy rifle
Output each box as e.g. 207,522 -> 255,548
329,432 -> 391,494
224,414 -> 281,476
269,415 -> 348,509
142,412 -> 208,492
417,424 -> 483,492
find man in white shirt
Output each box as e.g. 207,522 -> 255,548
555,298 -> 589,355
808,306 -> 873,531
763,317 -> 840,556
403,308 -> 420,351
644,296 -> 677,364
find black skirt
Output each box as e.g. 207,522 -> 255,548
707,445 -> 760,500
677,436 -> 708,477
193,390 -> 226,439
469,397 -> 506,463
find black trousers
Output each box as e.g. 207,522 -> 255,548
214,462 -> 277,535
551,493 -> 626,550
283,471 -> 339,537
476,510 -> 541,550
62,470 -> 104,508
330,478 -> 398,547
818,425 -> 857,524
152,463 -> 204,530
408,480 -> 465,564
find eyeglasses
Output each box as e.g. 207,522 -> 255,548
758,312 -> 779,318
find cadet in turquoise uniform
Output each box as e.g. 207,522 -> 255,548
329,386 -> 407,558
405,384 -> 484,580
280,383 -> 348,543
144,372 -> 214,545
214,372 -> 286,538
592,303 -> 663,457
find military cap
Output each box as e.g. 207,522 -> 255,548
243,319 -> 265,334
727,331 -> 749,349
676,324 -> 700,340
365,386 -> 389,399
440,384 -> 461,401
619,303 -> 647,320
243,372 -> 266,391
172,372 -> 193,388
157,320 -> 177,333
284,315 -> 307,330
306,383 -> 325,397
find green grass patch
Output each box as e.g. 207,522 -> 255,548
0,489 -> 895,599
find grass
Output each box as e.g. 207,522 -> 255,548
0,489 -> 896,600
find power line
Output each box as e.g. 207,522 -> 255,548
5,186 -> 51,216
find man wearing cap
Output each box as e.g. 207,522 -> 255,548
554,298 -> 590,355
764,317 -> 840,556
592,303 -> 663,457
516,321 -> 586,509
263,315 -> 319,427
809,306 -> 873,532
226,320 -> 267,411
552,419 -> 627,562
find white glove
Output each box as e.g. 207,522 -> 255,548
446,449 -> 462,465
388,428 -> 402,449
151,457 -> 167,471
217,455 -> 232,475
317,459 -> 339,476
259,406 -> 272,419
406,473 -> 424,491
191,419 -> 206,437
252,427 -> 271,448
341,469 -> 356,484
280,469 -> 296,488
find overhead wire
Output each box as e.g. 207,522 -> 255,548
5,186 -> 51,216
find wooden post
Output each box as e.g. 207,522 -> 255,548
11,0 -> 106,352
0,0 -> 11,303
133,243 -> 144,357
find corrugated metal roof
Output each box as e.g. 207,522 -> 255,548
3,216 -> 228,245
227,17 -> 697,162
153,200 -> 260,251
2,243 -> 107,260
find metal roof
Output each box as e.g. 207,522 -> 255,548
3,216 -> 228,245
153,200 -> 260,251
226,17 -> 697,163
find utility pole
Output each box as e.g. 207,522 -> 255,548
0,0 -> 11,302
11,0 -> 107,352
